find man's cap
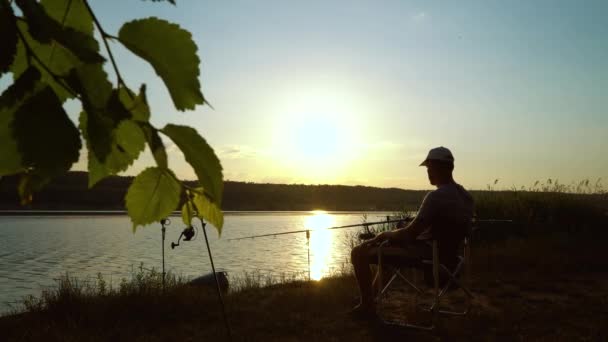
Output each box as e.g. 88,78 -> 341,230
420,146 -> 454,166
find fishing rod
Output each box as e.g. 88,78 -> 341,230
228,218 -> 412,241
228,218 -> 514,241
228,216 -> 512,282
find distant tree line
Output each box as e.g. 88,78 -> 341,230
0,172 -> 429,211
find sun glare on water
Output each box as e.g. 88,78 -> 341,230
305,210 -> 336,281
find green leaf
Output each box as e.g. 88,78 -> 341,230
0,110 -> 23,176
161,124 -> 223,203
149,0 -> 177,5
55,27 -> 105,64
0,67 -> 42,109
87,160 -> 110,188
181,199 -> 194,226
0,67 -> 41,176
11,86 -> 81,175
141,123 -> 167,168
106,89 -> 133,126
11,21 -> 79,102
17,172 -> 52,205
81,113 -> 146,187
16,0 -> 53,43
67,64 -> 126,165
192,188 -> 224,235
41,0 -> 94,36
119,84 -> 150,122
67,64 -> 112,110
85,110 -> 114,165
116,120 -> 147,155
0,2 -> 18,74
118,17 -> 205,111
16,0 -> 104,63
125,167 -> 182,230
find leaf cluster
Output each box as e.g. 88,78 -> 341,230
0,0 -> 224,233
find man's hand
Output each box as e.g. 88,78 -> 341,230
363,231 -> 393,247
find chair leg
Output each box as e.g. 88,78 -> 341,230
396,271 -> 425,294
377,273 -> 398,299
377,269 -> 437,330
376,269 -> 424,302
436,295 -> 472,316
382,318 -> 435,331
375,240 -> 477,330
418,263 -> 474,316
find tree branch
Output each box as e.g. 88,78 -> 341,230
83,0 -> 132,97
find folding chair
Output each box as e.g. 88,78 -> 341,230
374,235 -> 474,330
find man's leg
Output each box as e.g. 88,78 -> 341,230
351,241 -> 432,312
351,243 -> 375,313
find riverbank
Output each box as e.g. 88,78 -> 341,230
2,233 -> 607,341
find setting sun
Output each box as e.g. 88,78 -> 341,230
271,89 -> 362,183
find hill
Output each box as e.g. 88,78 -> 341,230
0,172 -> 428,211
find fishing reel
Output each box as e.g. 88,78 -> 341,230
358,223 -> 376,240
171,225 -> 196,249
357,219 -> 407,240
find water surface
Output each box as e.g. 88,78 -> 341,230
0,211 -> 393,314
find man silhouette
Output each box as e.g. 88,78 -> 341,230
350,146 -> 474,318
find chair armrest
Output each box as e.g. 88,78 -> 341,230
377,240 -> 390,265
378,240 -> 390,249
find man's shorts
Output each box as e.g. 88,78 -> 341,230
367,240 -> 432,267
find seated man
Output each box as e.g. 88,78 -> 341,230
350,146 -> 474,318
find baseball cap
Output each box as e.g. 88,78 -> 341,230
419,146 -> 454,166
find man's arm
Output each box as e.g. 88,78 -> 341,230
388,216 -> 428,241
364,192 -> 434,245
365,216 -> 427,245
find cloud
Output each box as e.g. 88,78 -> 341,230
359,140 -> 426,161
364,141 -> 404,151
223,171 -> 253,182
260,176 -> 296,184
411,11 -> 428,23
165,143 -> 262,161
218,145 -> 260,160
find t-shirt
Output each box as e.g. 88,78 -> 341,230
414,182 -> 474,268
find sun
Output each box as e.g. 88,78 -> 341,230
271,91 -> 361,182
291,114 -> 340,161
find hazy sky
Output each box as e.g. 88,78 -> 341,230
22,1 -> 608,189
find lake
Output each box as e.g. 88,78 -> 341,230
0,211 -> 394,314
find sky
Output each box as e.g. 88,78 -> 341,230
11,0 -> 608,190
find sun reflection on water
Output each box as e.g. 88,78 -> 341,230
305,211 -> 335,280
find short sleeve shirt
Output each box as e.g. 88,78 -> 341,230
414,183 -> 474,267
